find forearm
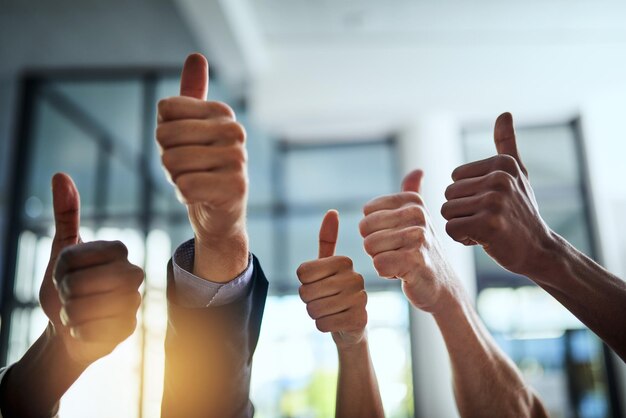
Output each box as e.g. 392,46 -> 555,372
532,231 -> 626,361
193,232 -> 248,283
335,336 -> 384,418
433,287 -> 547,418
0,323 -> 87,418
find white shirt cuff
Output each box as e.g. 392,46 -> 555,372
171,239 -> 254,308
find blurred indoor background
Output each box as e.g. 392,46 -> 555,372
0,1 -> 625,417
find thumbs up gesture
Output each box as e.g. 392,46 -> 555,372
360,170 -> 456,313
156,53 -> 248,253
39,173 -> 144,366
296,210 -> 368,349
441,113 -> 554,277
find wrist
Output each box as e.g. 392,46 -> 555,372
193,231 -> 249,283
335,333 -> 369,355
3,324 -> 87,417
43,322 -> 92,371
527,230 -> 572,286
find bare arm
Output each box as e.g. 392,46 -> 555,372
434,286 -> 547,418
361,169 -> 547,418
442,112 -> 626,362
532,233 -> 626,360
297,210 -> 384,418
336,337 -> 383,418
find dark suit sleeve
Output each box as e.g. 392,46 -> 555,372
160,255 -> 268,418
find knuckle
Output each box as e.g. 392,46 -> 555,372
407,226 -> 426,246
356,311 -> 368,329
495,154 -> 517,173
175,175 -> 193,196
407,192 -> 423,206
228,174 -> 248,197
155,124 -> 168,144
296,263 -> 308,280
490,171 -> 514,190
403,205 -> 425,225
363,235 -> 376,255
352,273 -> 365,289
131,292 -> 142,311
208,101 -> 236,119
373,255 -> 392,276
306,303 -> 319,319
358,217 -> 370,237
298,285 -> 308,301
357,290 -> 368,306
444,183 -> 455,200
483,191 -> 504,212
157,98 -> 173,118
337,256 -> 353,270
226,122 -> 246,143
160,151 -> 176,171
315,320 -> 330,333
107,240 -> 128,258
63,300 -> 79,321
486,214 -> 504,232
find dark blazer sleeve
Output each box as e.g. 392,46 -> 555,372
160,255 -> 268,418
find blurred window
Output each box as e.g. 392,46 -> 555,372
463,122 -> 618,418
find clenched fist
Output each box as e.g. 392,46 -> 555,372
359,170 -> 458,313
156,53 -> 248,280
157,53 -> 247,241
40,174 -> 144,366
296,210 -> 368,349
441,112 -> 554,277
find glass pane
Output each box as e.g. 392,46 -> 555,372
51,80 -> 143,156
251,291 -> 412,418
464,125 -> 580,189
106,155 -> 140,215
26,99 -> 99,219
284,143 -> 395,205
283,210 -> 382,291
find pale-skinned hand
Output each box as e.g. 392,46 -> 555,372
360,170 -> 458,313
156,54 -> 248,246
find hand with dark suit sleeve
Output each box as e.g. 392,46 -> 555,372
0,173 -> 144,418
296,210 -> 384,418
441,112 -> 626,361
157,53 -> 268,418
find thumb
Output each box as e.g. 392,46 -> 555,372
494,112 -> 528,176
180,53 -> 209,100
401,169 -> 424,193
50,173 -> 81,260
318,210 -> 339,259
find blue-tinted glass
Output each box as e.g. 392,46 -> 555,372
284,143 -> 395,205
282,210 -> 382,290
51,80 -> 143,157
26,98 -> 98,219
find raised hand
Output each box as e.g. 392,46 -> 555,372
359,169 -> 457,313
39,173 -> 144,367
441,112 -> 554,277
296,210 -> 368,349
156,53 -> 248,280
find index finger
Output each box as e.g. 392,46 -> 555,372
55,240 -> 128,279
